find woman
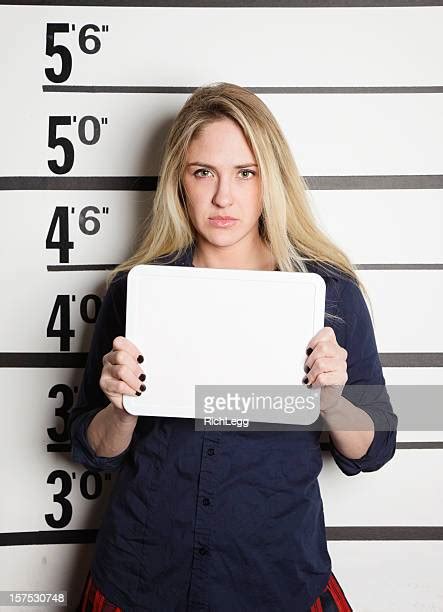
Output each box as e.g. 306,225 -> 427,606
70,82 -> 398,611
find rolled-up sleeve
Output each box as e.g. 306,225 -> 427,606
67,271 -> 133,472
329,278 -> 398,476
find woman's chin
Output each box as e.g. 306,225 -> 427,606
198,229 -> 243,248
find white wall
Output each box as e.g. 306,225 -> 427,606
1,3 -> 442,611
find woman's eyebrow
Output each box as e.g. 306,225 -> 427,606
186,161 -> 258,169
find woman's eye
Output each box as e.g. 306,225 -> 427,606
194,169 -> 256,179
194,169 -> 212,177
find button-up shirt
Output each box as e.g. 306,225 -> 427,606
68,245 -> 398,611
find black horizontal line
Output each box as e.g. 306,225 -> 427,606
3,0 -> 443,6
320,441 -> 443,450
0,176 -> 158,191
325,527 -> 443,540
1,353 -> 442,368
47,443 -> 71,452
307,175 -> 443,189
1,526 -> 442,547
42,85 -> 443,94
48,442 -> 443,454
1,175 -> 443,191
46,263 -> 443,272
394,442 -> 443,449
0,530 -> 98,546
381,353 -> 443,367
0,353 -> 88,367
356,264 -> 443,270
47,264 -> 118,271
51,442 -> 443,454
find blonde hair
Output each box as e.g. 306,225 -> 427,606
107,82 -> 373,323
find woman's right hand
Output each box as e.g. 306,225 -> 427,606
100,336 -> 146,423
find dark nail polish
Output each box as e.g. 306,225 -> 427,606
302,376 -> 309,384
139,373 -> 146,381
139,384 -> 146,392
304,365 -> 310,374
306,348 -> 313,356
135,391 -> 141,396
137,354 -> 144,363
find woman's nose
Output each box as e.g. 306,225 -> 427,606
212,177 -> 233,207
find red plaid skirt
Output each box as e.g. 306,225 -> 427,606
77,569 -> 352,611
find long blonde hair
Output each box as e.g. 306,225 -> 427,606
107,82 -> 373,321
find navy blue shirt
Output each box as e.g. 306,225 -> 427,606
68,245 -> 398,611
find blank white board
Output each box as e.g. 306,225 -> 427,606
122,264 -> 325,421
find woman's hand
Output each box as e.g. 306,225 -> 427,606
303,326 -> 348,414
100,336 -> 146,423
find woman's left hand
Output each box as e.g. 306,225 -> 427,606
303,326 -> 348,414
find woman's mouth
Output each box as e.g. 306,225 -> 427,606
208,217 -> 238,228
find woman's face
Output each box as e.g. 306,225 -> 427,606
182,117 -> 262,249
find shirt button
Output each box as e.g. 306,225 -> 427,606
202,497 -> 210,506
207,448 -> 215,456
199,547 -> 208,555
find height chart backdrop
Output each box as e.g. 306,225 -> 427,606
1,2 -> 442,610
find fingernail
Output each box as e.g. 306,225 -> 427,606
139,384 -> 146,392
135,391 -> 141,396
139,373 -> 146,381
306,348 -> 313,356
304,365 -> 310,374
302,376 -> 309,384
137,355 -> 144,363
